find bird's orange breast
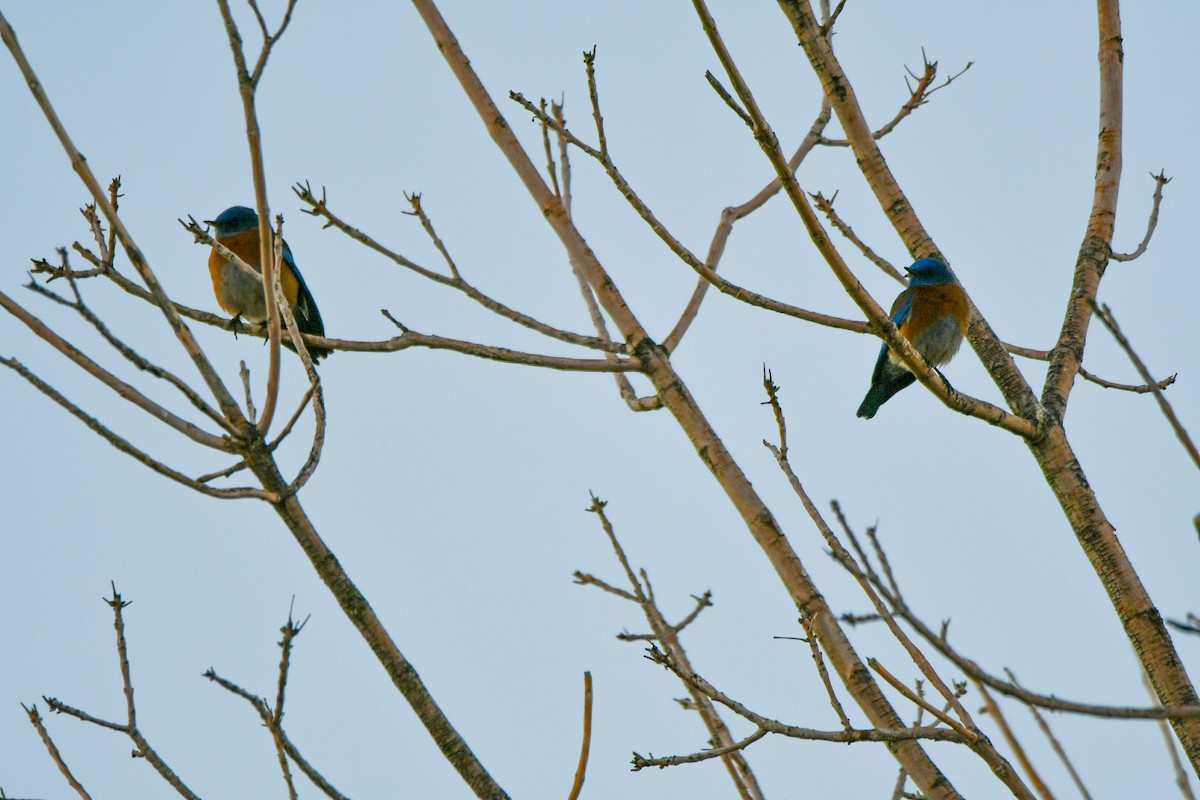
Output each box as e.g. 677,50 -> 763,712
900,283 -> 968,339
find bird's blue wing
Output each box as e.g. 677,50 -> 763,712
890,290 -> 914,328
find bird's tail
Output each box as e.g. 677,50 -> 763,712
856,372 -> 916,419
287,279 -> 330,361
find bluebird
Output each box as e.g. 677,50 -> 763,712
205,206 -> 329,361
856,257 -> 968,419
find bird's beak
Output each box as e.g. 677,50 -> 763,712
202,220 -> 215,227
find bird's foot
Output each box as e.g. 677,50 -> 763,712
934,367 -> 955,392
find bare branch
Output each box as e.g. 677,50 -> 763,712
1111,171 -> 1171,262
837,526 -> 1200,721
1089,301 -> 1199,471
213,0 -> 286,421
584,497 -> 762,799
761,384 -> 975,729
44,589 -> 202,800
22,703 -> 95,800
205,611 -> 350,800
869,659 -> 973,741
572,570 -> 639,602
642,645 -> 966,748
632,727 -> 768,770
1006,340 -> 1176,393
704,70 -> 754,129
1007,670 -> 1093,800
540,104 -> 660,411
817,57 -> 974,147
512,79 -> 863,340
0,10 -> 246,424
1,288 -> 230,449
240,360 -> 258,424
663,100 -> 834,353
799,611 -> 852,730
294,183 -> 625,353
24,264 -> 233,435
0,356 -> 273,500
672,591 -> 714,634
245,0 -> 299,87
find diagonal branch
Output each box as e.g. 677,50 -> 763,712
512,86 -> 863,339
0,9 -> 246,427
25,265 -> 233,435
774,0 -> 1042,425
0,288 -> 230,450
23,703 -> 95,800
697,0 -> 1036,437
0,356 -> 273,500
812,191 -> 904,283
1089,301 -> 1199,470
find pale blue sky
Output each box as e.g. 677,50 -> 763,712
3,2 -> 1198,798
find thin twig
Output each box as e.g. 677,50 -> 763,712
817,58 -> 974,147
811,191 -> 904,282
205,609 -> 350,800
641,645 -> 965,749
1143,671 -> 1197,800
664,100 -> 833,353
240,361 -> 258,424
633,727 -> 768,770
836,518 -> 1200,721
572,570 -> 638,601
566,672 -> 593,800
1006,670 -> 1093,800
800,611 -> 852,729
541,100 -> 658,411
870,660 -> 973,740
511,90 -> 865,337
1111,171 -> 1171,261
295,183 -> 623,353
1006,340 -> 1175,393
974,680 -> 1055,800
585,498 -> 762,799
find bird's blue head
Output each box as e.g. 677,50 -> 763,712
206,206 -> 259,237
905,257 -> 956,287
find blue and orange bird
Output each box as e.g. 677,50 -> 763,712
205,206 -> 330,361
856,257 -> 968,419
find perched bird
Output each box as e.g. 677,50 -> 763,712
205,205 -> 330,360
857,257 -> 968,419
